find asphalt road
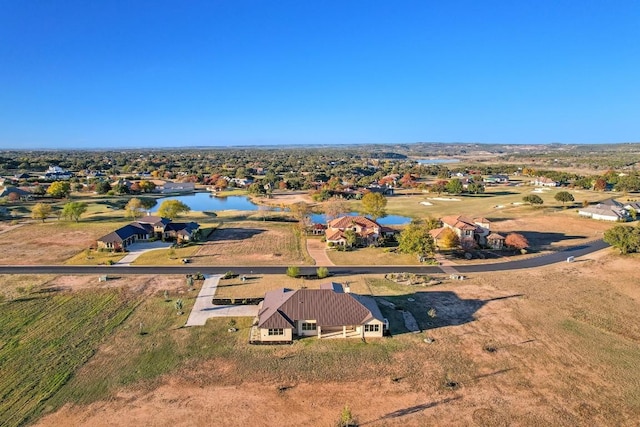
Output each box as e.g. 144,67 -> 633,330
0,239 -> 609,276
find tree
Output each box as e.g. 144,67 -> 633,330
467,182 -> 485,194
337,405 -> 357,427
445,178 -> 463,195
125,198 -> 145,219
397,220 -> 435,257
554,191 -> 575,206
604,225 -> 640,254
46,181 -> 71,198
440,228 -> 460,249
360,192 -> 387,219
95,181 -> 112,194
175,299 -> 184,315
430,180 -> 447,195
139,197 -> 157,211
324,197 -> 350,221
31,202 -> 52,222
61,201 -> 88,222
593,178 -> 607,191
343,229 -> 357,248
290,202 -> 311,226
139,180 -> 156,193
505,233 -> 529,250
523,194 -> 544,205
158,200 -> 190,219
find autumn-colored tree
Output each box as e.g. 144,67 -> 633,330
593,178 -> 607,191
46,181 -> 71,198
440,228 -> 460,249
214,178 -> 228,190
431,180 -> 447,195
31,202 -> 52,222
505,233 -> 529,250
290,202 -> 311,226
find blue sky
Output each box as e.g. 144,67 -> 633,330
1,1 -> 639,148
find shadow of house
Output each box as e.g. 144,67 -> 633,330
518,231 -> 586,249
378,292 -> 523,334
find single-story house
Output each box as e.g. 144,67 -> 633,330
97,216 -> 200,250
533,177 -> 559,187
251,283 -> 386,344
483,174 -> 509,184
157,182 -> 196,193
578,198 -> 638,222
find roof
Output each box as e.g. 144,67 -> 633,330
258,287 -> 382,329
328,215 -> 381,230
138,215 -> 171,226
429,227 -> 448,240
325,230 -> 346,241
579,206 -> 626,219
97,223 -> 150,244
487,232 -> 505,240
440,215 -> 490,232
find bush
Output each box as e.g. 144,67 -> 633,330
286,266 -> 301,278
317,267 -> 329,279
223,271 -> 235,279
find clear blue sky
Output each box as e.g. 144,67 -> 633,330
1,1 -> 639,148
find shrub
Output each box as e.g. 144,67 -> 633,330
317,267 -> 329,279
286,266 -> 301,278
223,270 -> 235,279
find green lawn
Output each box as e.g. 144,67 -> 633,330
326,246 -> 421,265
0,289 -> 139,427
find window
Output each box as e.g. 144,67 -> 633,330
268,328 -> 284,336
301,322 -> 317,331
364,324 -> 379,332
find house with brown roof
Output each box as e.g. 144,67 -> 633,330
430,215 -> 503,250
97,215 -> 200,251
251,283 -> 386,344
325,215 -> 395,247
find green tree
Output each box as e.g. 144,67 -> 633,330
95,181 -> 112,194
360,192 -> 387,220
467,182 -> 485,194
158,200 -> 190,219
125,198 -> 145,219
554,191 -> 575,206
343,229 -> 357,247
61,201 -> 88,222
46,181 -> 71,198
139,180 -> 156,193
604,225 -> 640,254
445,178 -> 463,195
397,220 -> 435,257
31,202 -> 52,223
523,194 -> 544,205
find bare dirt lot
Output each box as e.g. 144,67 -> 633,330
35,249 -> 640,427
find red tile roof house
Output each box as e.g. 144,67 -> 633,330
250,283 -> 386,344
325,215 -> 396,247
430,215 -> 504,250
96,216 -> 199,251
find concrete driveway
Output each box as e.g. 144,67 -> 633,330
115,241 -> 173,265
306,238 -> 334,266
186,275 -> 259,326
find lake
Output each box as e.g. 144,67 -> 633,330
156,192 -> 411,225
417,158 -> 460,164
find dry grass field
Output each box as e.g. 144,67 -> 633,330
3,248 -> 632,427
188,220 -> 312,265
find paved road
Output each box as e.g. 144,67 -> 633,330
0,239 -> 608,276
185,275 -> 259,325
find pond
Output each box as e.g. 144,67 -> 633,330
156,192 -> 411,225
155,193 -> 264,212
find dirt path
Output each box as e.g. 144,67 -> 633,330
305,239 -> 334,266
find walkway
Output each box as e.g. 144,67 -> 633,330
114,241 -> 173,265
306,238 -> 335,266
185,274 -> 259,326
